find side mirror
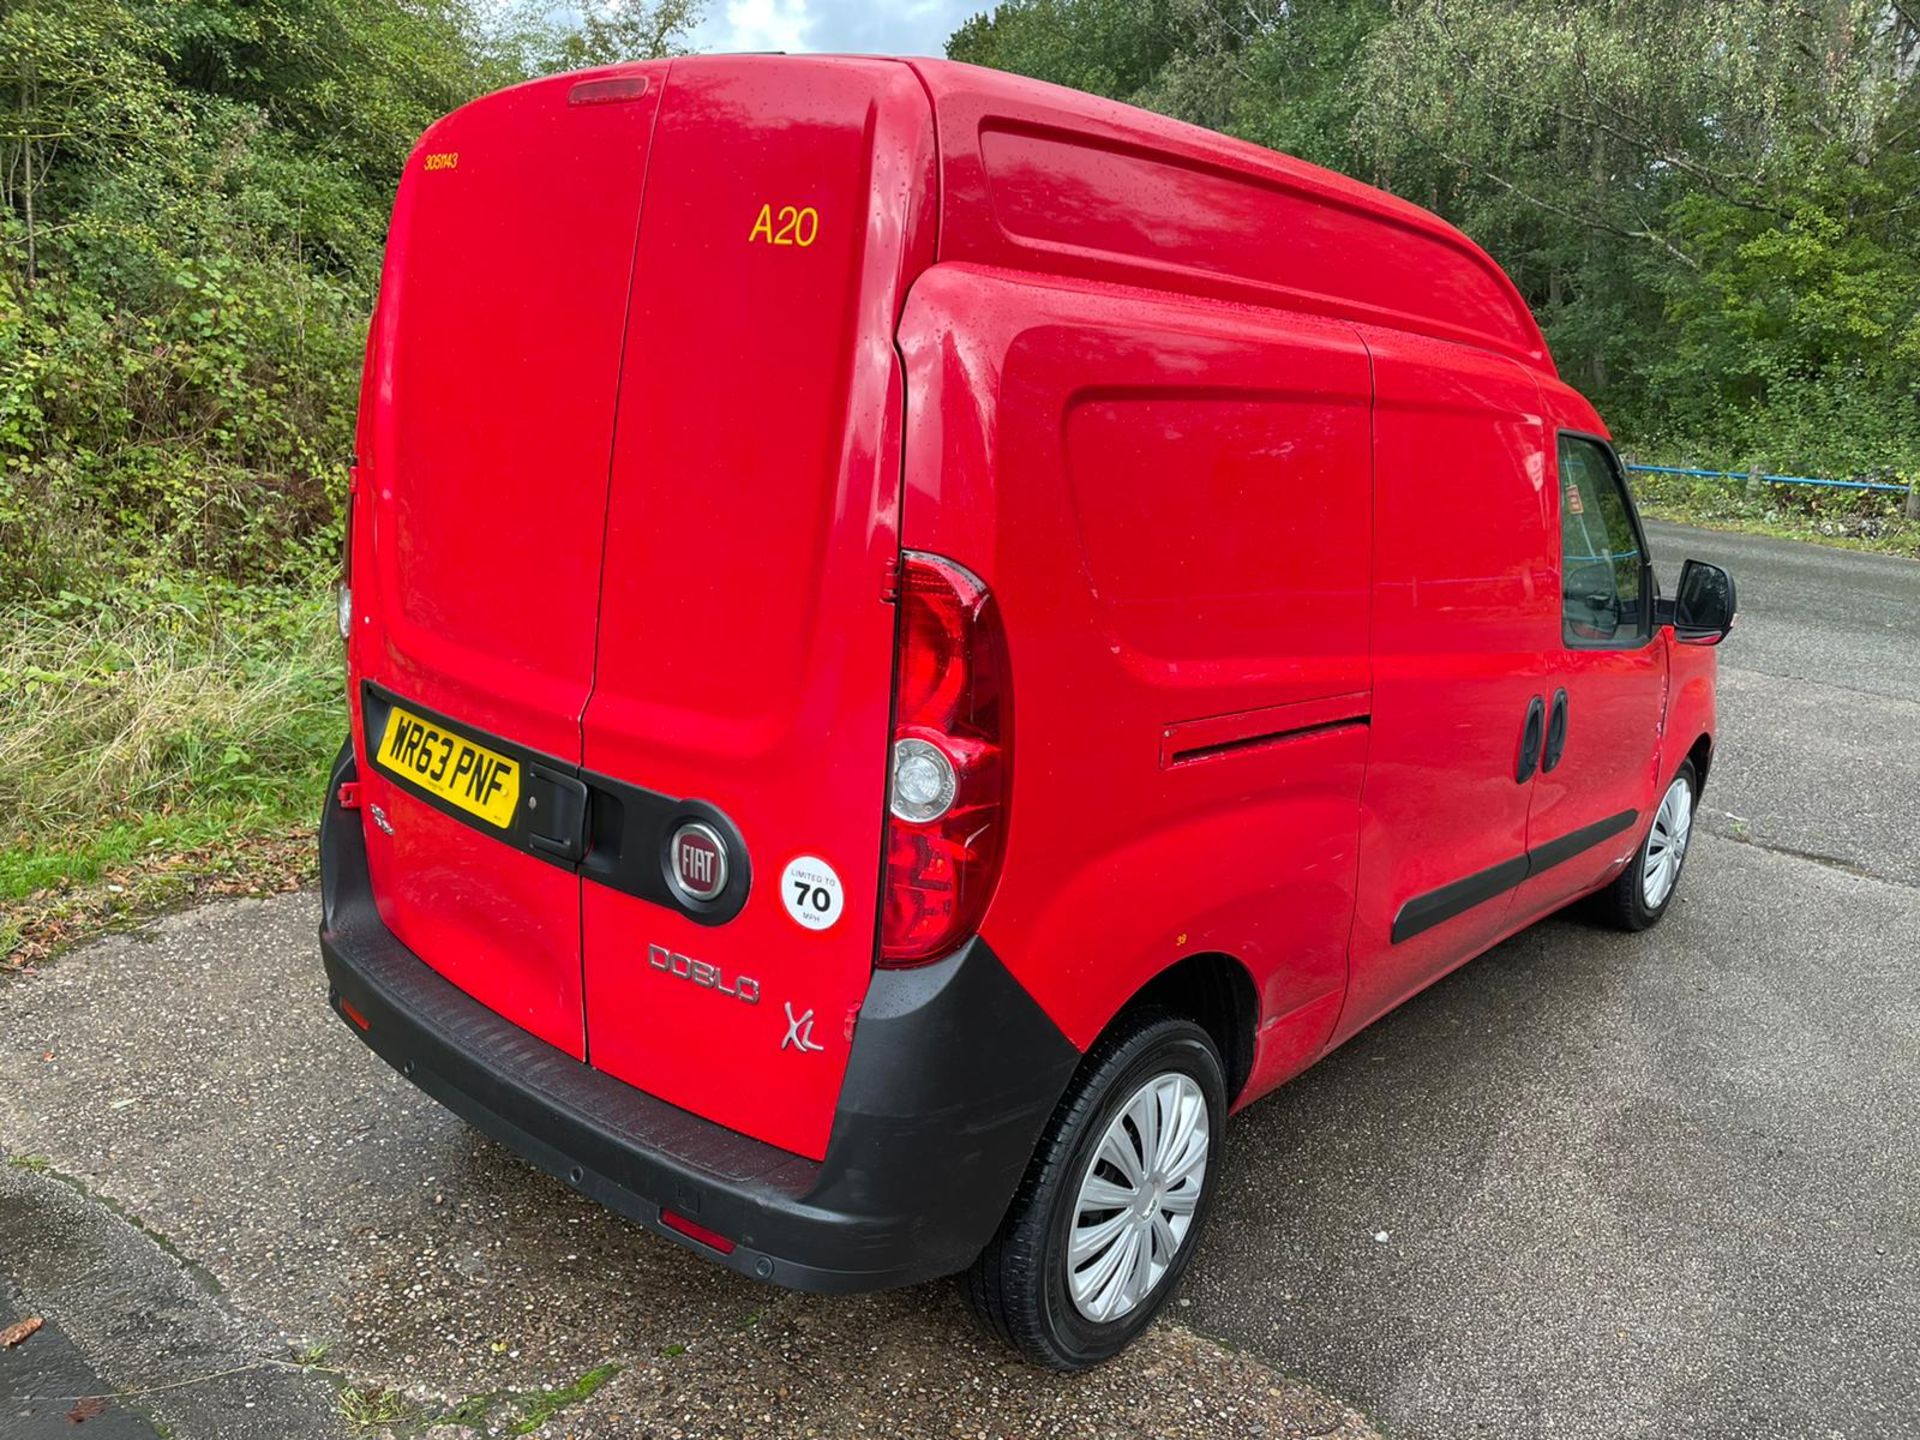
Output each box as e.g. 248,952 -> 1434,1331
1673,559 -> 1736,645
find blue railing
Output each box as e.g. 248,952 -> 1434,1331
1624,462 -> 1911,495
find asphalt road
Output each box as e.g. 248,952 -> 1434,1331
1180,523 -> 1920,1437
0,522 -> 1915,1438
1641,523 -> 1920,889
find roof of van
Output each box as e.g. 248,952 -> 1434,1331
437,54 -> 1552,375
901,59 -> 1554,376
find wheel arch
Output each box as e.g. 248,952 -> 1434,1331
1101,951 -> 1259,1105
1686,732 -> 1713,794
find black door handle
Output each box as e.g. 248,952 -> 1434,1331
1516,695 -> 1546,783
523,764 -> 590,863
1542,688 -> 1569,773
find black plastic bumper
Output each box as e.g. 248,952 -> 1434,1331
318,742 -> 1080,1293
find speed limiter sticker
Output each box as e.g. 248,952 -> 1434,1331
780,856 -> 844,931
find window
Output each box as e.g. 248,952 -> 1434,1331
1558,435 -> 1649,647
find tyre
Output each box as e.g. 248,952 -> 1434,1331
1593,759 -> 1698,931
963,1009 -> 1226,1370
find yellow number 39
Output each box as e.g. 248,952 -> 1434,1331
749,203 -> 819,247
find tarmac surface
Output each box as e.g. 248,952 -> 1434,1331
1177,524 -> 1920,1437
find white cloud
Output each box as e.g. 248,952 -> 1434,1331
722,0 -> 816,52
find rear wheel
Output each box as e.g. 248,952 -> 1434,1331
963,1010 -> 1225,1370
1594,760 -> 1698,931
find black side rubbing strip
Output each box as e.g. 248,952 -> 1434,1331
1523,807 -> 1637,875
1390,855 -> 1530,945
1169,715 -> 1370,767
1390,807 -> 1639,944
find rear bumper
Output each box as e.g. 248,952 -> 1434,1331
318,743 -> 1079,1293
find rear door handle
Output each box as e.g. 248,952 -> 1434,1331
1542,689 -> 1569,773
1516,695 -> 1546,783
523,765 -> 590,863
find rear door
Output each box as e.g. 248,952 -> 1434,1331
351,67 -> 666,1057
579,58 -> 937,1161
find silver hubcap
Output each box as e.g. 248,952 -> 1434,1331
1642,775 -> 1694,907
1067,1072 -> 1209,1323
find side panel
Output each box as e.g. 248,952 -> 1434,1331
580,60 -> 937,1162
1337,328 -> 1558,1045
897,265 -> 1372,1066
349,66 -> 666,1056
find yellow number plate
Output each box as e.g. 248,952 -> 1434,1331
375,705 -> 520,829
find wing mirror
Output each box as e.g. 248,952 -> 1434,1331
1667,559 -> 1737,645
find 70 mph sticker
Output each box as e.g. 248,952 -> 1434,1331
781,856 -> 843,931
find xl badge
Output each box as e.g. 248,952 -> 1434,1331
782,1002 -> 825,1054
668,821 -> 729,903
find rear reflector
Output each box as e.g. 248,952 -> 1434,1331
569,75 -> 651,106
338,998 -> 371,1032
660,1209 -> 736,1254
879,553 -> 1011,966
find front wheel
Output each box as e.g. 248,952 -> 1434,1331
1594,759 -> 1698,931
963,1010 -> 1226,1370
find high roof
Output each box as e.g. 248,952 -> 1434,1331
906,59 -> 1554,376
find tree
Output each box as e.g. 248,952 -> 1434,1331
0,0 -> 705,597
492,0 -> 703,74
947,0 -> 1920,475
949,0 -> 1194,99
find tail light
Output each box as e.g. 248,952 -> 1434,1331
879,552 -> 1011,966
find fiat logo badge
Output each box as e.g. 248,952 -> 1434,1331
668,821 -> 729,903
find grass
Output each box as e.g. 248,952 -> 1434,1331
503,1365 -> 620,1436
1628,471 -> 1920,559
339,1386 -> 423,1431
0,578 -> 344,967
337,1365 -> 622,1437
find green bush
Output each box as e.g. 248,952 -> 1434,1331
0,0 -> 699,602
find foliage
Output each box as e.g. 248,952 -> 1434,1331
0,0 -> 700,601
493,0 -> 705,75
949,0 -> 1920,481
0,579 -> 340,855
949,0 -> 1195,100
1625,467 -> 1920,559
0,578 -> 338,964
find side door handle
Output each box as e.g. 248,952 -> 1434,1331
1542,688 -> 1569,773
1516,695 -> 1546,783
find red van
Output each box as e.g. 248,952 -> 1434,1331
320,56 -> 1736,1368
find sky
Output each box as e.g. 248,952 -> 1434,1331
687,0 -> 983,58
